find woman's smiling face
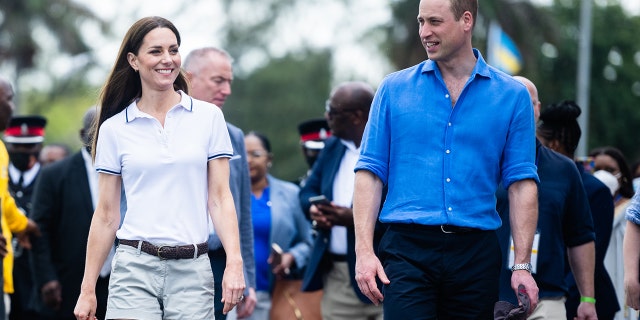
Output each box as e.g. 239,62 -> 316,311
128,27 -> 181,92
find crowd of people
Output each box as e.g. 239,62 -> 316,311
0,0 -> 639,319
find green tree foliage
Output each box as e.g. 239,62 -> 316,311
535,1 -> 640,162
0,0 -> 98,71
225,50 -> 332,182
21,87 -> 97,150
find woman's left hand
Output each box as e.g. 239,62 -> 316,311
221,258 -> 246,314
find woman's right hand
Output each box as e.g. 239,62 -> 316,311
74,290 -> 98,320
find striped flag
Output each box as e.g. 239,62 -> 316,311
487,21 -> 523,75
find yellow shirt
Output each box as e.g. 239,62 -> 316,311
0,140 -> 28,293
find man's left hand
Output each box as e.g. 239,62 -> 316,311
574,301 -> 598,320
510,270 -> 539,315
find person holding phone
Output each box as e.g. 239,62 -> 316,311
241,131 -> 318,320
299,81 -> 385,320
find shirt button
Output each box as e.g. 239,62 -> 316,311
446,178 -> 451,182
448,207 -> 453,211
448,122 -> 452,126
445,94 -> 450,99
446,150 -> 451,154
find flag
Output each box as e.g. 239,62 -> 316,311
487,21 -> 523,75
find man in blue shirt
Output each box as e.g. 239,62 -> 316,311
352,0 -> 540,318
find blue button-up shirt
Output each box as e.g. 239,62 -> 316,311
355,49 -> 539,230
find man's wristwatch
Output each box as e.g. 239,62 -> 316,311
511,263 -> 533,273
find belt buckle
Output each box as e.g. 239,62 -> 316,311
440,225 -> 455,234
157,245 -> 175,259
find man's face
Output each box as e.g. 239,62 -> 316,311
189,53 -> 233,108
0,81 -> 15,132
417,0 -> 469,62
7,143 -> 40,172
325,90 -> 357,140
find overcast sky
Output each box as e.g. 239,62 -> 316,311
21,0 -> 637,92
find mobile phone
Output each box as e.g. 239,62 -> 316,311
270,243 -> 283,267
309,195 -> 331,206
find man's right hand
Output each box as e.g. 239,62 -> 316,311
41,280 -> 62,310
16,218 -> 41,249
355,250 -> 389,306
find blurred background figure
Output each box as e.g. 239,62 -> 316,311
297,118 -> 330,187
536,100 -> 619,319
298,119 -> 330,167
589,146 -> 636,319
38,144 -> 70,167
184,47 -> 257,319
630,160 -> 640,192
0,77 -> 40,320
31,107 -> 111,320
299,81 -> 384,320
496,81 -> 597,320
622,188 -> 640,316
235,131 -> 318,320
4,115 -> 46,320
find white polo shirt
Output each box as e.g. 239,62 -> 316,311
95,91 -> 233,245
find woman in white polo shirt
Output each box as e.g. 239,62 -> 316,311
73,16 -> 245,320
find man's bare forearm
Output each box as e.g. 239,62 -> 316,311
568,241 -> 596,298
508,179 -> 538,264
353,170 -> 383,255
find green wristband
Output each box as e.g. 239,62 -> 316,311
580,296 -> 596,304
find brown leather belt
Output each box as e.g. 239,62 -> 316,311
119,239 -> 208,260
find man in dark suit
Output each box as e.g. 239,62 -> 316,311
183,47 -> 256,320
5,115 -> 47,320
30,108 -> 111,320
299,82 -> 384,319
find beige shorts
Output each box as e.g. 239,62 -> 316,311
106,243 -> 215,320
